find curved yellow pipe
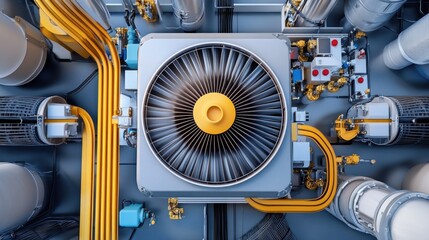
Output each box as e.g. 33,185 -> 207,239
71,106 -> 95,239
246,124 -> 338,213
35,1 -> 121,239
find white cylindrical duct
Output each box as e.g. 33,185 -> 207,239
294,0 -> 339,27
341,0 -> 406,32
0,12 -> 47,86
389,199 -> 429,240
172,0 -> 205,32
0,163 -> 45,234
383,14 -> 429,70
328,175 -> 429,240
402,163 -> 429,194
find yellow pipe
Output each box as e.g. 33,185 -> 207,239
35,0 -> 119,238
67,2 -> 121,236
44,119 -> 78,123
34,2 -> 106,239
246,124 -> 337,212
65,2 -> 121,237
71,106 -> 95,240
53,1 -> 121,238
353,119 -> 392,123
52,3 -> 112,238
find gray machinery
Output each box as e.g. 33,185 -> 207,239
0,96 -> 77,146
2,0 -> 429,240
336,96 -> 429,145
137,34 -> 292,198
283,0 -> 339,27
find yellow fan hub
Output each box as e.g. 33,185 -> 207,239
193,93 -> 236,135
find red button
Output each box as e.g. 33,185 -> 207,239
331,39 -> 338,47
312,69 -> 319,76
322,69 -> 330,76
357,77 -> 364,83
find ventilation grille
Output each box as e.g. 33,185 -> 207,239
0,97 -> 44,145
143,44 -> 285,185
390,96 -> 429,145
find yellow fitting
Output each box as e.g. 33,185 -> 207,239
327,77 -> 348,93
306,39 -> 317,53
305,177 -> 324,190
335,115 -> 359,141
168,198 -> 184,220
193,93 -> 236,135
291,0 -> 302,7
115,27 -> 128,37
355,31 -> 366,39
293,40 -> 308,62
336,154 -> 360,165
306,85 -> 325,102
136,0 -> 158,23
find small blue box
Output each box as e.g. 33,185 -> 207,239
292,69 -> 303,83
125,44 -> 139,70
119,203 -> 143,227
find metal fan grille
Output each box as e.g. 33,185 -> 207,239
0,97 -> 44,145
143,44 -> 285,185
390,96 -> 429,145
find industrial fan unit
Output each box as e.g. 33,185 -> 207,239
137,34 -> 292,198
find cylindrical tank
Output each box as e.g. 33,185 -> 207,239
347,96 -> 429,145
294,0 -> 339,27
0,96 -> 68,146
383,14 -> 429,70
328,175 -> 429,240
402,163 -> 429,194
0,163 -> 45,234
0,12 -> 47,86
172,0 -> 205,32
341,0 -> 406,32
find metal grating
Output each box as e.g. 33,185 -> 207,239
0,97 -> 44,145
390,96 -> 429,145
143,44 -> 285,185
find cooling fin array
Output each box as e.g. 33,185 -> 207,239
143,44 -> 285,185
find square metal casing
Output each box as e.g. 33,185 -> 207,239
137,33 -> 292,198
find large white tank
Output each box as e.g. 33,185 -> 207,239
0,163 -> 45,234
383,14 -> 429,70
0,12 -> 47,86
341,0 -> 406,32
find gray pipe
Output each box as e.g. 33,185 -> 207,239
383,14 -> 429,70
341,0 -> 407,32
295,0 -> 338,27
172,0 -> 205,32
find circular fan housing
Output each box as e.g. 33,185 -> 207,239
142,43 -> 286,186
